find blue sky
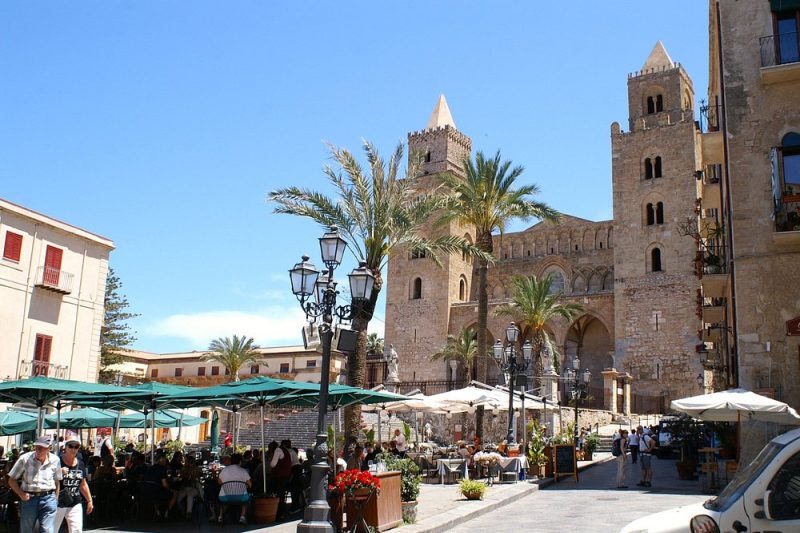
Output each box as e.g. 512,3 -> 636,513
0,1 -> 709,353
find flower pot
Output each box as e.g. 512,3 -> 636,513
676,461 -> 697,480
253,496 -> 279,523
401,500 -> 418,523
463,491 -> 483,500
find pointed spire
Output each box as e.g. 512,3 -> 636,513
426,94 -> 456,130
641,41 -> 674,71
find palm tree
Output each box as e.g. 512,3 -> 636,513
494,275 -> 583,389
438,151 -> 561,384
430,327 -> 478,383
366,333 -> 384,358
202,335 -> 262,382
269,141 -> 488,438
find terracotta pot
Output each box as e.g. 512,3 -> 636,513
253,496 -> 279,523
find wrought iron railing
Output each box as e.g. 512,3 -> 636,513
34,266 -> 74,294
699,101 -> 723,133
760,32 -> 800,67
702,243 -> 728,274
18,360 -> 69,379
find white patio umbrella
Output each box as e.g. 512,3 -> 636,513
426,385 -> 502,414
362,392 -> 448,444
670,388 -> 800,425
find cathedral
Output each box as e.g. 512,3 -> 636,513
384,42 -> 716,411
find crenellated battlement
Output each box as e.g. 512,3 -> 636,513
407,124 -> 472,151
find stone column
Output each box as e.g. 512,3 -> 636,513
621,373 -> 632,415
540,371 -> 560,436
601,368 -> 619,414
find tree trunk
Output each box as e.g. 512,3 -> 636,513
532,332 -> 545,395
474,230 -> 493,440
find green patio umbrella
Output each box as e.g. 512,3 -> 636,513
44,407 -> 119,429
267,384 -> 410,409
0,410 -> 38,436
119,409 -> 207,428
0,376 -> 132,443
210,410 -> 219,452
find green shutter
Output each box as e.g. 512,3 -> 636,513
771,147 -> 782,221
771,0 -> 800,11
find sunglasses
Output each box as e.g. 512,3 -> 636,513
66,444 -> 80,449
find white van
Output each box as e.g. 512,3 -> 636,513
621,427 -> 800,533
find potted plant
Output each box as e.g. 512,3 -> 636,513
457,479 -> 486,500
669,414 -> 701,480
703,253 -> 722,274
252,490 -> 280,524
584,433 -> 600,460
526,420 -> 549,478
383,456 -> 421,523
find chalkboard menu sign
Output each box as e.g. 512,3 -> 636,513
553,445 -> 578,482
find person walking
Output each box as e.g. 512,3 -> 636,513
629,426 -> 640,465
638,428 -> 656,488
7,435 -> 63,533
55,438 -> 93,532
615,430 -> 629,489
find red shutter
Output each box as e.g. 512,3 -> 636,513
175,368 -> 183,377
151,369 -> 159,378
44,246 -> 63,286
198,367 -> 206,377
211,366 -> 219,376
33,334 -> 52,376
3,232 -> 23,262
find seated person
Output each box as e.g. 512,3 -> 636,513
143,455 -> 177,519
169,451 -> 184,473
217,453 -> 252,525
87,456 -> 102,480
176,455 -> 202,519
95,454 -> 118,482
346,446 -> 365,471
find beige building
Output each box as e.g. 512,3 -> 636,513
0,198 -> 114,383
110,346 -> 348,386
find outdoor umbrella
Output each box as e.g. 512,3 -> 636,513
210,410 -> 219,452
0,376 -> 132,442
44,407 -> 119,429
362,391 -> 446,444
671,388 -> 800,459
426,385 -> 504,414
119,409 -> 207,428
0,410 -> 39,436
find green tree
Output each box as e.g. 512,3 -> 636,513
269,141 -> 488,438
438,151 -> 560,385
366,333 -> 384,358
430,327 -> 478,382
494,274 -> 583,389
202,335 -> 262,382
99,268 -> 139,383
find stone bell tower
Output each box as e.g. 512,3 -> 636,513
611,42 -> 703,403
384,95 -> 475,383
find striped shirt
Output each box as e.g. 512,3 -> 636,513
8,451 -> 63,492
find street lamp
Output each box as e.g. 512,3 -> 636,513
290,226 -> 375,533
492,323 -> 532,445
565,357 -> 591,451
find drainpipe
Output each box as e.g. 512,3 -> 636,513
68,248 -> 88,380
16,224 -> 40,378
716,0 -> 739,387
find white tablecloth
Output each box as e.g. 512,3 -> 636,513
497,456 -> 529,474
436,458 -> 467,484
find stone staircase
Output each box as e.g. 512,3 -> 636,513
595,435 -> 614,453
199,409 -> 341,450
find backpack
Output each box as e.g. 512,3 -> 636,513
612,438 -> 621,457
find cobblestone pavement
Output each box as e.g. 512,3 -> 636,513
449,456 -> 709,533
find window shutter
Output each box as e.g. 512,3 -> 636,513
771,147 -> 782,220
3,232 -> 23,261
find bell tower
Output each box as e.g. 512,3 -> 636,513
384,95 -> 474,383
611,42 -> 703,403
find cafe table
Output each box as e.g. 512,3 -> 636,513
436,458 -> 467,484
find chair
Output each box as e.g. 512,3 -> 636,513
133,481 -> 162,519
218,481 -> 250,523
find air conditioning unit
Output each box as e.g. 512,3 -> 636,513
302,323 -> 321,350
333,326 -> 358,354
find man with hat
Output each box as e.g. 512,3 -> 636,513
7,435 -> 62,533
55,437 -> 93,532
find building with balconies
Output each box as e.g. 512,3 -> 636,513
0,197 -> 114,383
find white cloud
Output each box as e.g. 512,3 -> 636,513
146,306 -> 309,349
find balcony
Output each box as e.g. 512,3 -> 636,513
759,32 -> 800,84
702,297 -> 727,324
34,266 -> 73,294
18,360 -> 69,379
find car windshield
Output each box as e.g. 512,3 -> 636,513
705,442 -> 784,512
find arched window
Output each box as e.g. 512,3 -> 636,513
459,277 -> 468,301
647,96 -> 655,115
646,203 -> 655,226
651,248 -> 663,272
656,202 -> 664,224
412,278 -> 422,300
656,94 -> 664,112
645,158 -> 653,180
655,156 -> 663,178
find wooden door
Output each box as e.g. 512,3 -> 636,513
44,245 -> 63,286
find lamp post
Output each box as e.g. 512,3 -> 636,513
565,357 -> 591,452
290,226 -> 376,533
492,323 -> 532,445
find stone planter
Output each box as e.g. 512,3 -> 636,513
401,500 -> 418,523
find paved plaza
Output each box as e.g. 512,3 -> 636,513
85,453 -> 709,533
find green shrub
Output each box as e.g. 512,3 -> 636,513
457,479 -> 486,500
381,455 -> 421,502
584,433 -> 600,457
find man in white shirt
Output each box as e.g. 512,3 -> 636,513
7,435 -> 62,533
393,429 -> 407,457
629,427 -> 641,464
217,454 -> 251,524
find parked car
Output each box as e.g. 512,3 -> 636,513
621,427 -> 800,532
